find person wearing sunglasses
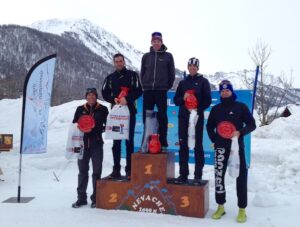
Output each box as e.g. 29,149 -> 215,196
102,53 -> 142,180
206,80 -> 256,223
72,88 -> 109,208
140,32 -> 175,150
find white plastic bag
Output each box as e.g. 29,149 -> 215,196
228,136 -> 240,178
65,123 -> 84,160
141,110 -> 159,153
105,105 -> 130,140
188,110 -> 198,149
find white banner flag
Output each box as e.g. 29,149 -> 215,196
21,54 -> 56,154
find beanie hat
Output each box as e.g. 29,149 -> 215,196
85,87 -> 98,98
151,32 -> 163,41
188,57 -> 200,68
219,80 -> 234,93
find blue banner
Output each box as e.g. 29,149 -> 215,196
21,55 -> 56,154
122,90 -> 253,167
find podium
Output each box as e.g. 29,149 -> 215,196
96,152 -> 209,218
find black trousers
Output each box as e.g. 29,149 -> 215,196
77,143 -> 103,203
143,90 -> 168,147
214,145 -> 248,208
178,116 -> 204,178
112,114 -> 136,174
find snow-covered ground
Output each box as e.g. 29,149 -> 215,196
0,98 -> 299,227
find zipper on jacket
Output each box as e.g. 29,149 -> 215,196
152,51 -> 158,90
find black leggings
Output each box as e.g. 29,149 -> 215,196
214,145 -> 248,208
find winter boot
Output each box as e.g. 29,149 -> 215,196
174,175 -> 188,184
72,200 -> 87,208
108,167 -> 121,179
212,205 -> 226,219
236,208 -> 247,223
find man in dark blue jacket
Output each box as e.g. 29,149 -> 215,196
206,80 -> 256,223
72,88 -> 108,208
173,57 -> 211,184
102,53 -> 142,180
140,32 -> 175,149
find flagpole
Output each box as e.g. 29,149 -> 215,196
17,54 -> 57,203
251,66 -> 260,115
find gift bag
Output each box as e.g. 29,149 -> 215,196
65,123 -> 84,160
228,136 -> 240,178
188,109 -> 198,149
141,110 -> 159,153
105,105 -> 130,140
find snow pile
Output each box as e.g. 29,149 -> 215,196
250,104 -> 300,195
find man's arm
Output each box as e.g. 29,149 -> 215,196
101,76 -> 116,104
126,72 -> 143,103
167,53 -> 175,90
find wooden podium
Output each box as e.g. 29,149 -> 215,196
96,152 -> 209,218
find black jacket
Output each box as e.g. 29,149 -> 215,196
101,67 -> 142,114
73,102 -> 108,148
173,74 -> 212,118
206,95 -> 256,147
140,44 -> 175,91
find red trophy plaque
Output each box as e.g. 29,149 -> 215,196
78,115 -> 95,133
185,90 -> 198,110
217,121 -> 236,139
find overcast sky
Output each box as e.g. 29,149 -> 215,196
1,0 -> 300,87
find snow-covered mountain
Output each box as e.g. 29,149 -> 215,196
0,18 -> 299,107
31,18 -> 143,71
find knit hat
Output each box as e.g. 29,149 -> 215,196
188,57 -> 200,68
85,87 -> 98,98
151,32 -> 162,41
219,80 -> 234,93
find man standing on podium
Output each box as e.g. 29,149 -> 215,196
140,32 -> 175,150
173,57 -> 211,184
102,53 -> 142,180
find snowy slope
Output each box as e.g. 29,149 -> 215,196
31,18 -> 143,71
0,98 -> 300,227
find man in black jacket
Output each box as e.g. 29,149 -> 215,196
102,53 -> 142,180
206,80 -> 256,223
72,88 -> 108,208
140,32 -> 175,149
173,57 -> 211,184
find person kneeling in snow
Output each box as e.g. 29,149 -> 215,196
72,88 -> 108,208
206,80 -> 256,223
